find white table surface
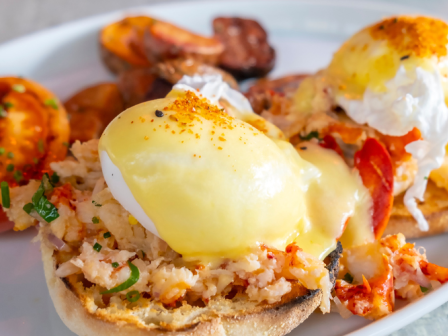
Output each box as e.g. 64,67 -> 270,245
0,0 -> 447,335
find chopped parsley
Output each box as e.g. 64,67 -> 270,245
44,98 -> 58,110
343,273 -> 354,284
103,231 -> 111,238
1,181 -> 10,208
93,243 -> 102,252
50,172 -> 59,184
111,262 -> 119,268
23,173 -> 59,223
299,131 -> 320,141
92,216 -> 100,224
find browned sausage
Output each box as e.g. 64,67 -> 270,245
144,20 -> 224,65
213,17 -> 275,79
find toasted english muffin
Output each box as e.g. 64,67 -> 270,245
385,182 -> 448,238
41,236 -> 342,336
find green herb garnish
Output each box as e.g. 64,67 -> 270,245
93,242 -> 102,252
420,286 -> 429,293
92,200 -> 102,207
101,261 -> 140,294
126,290 -> 140,302
6,164 -> 14,172
7,152 -> 14,159
103,231 -> 111,238
343,273 -> 354,284
12,84 -> 25,93
299,131 -> 320,141
424,176 -> 429,180
111,262 -> 119,268
92,217 -> 100,224
50,172 -> 59,184
1,181 -> 10,208
0,148 -> 4,155
4,102 -> 13,109
13,170 -> 23,183
44,98 -> 58,110
25,174 -> 59,223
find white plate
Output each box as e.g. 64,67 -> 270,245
0,1 -> 447,335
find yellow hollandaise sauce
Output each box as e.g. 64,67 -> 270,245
295,16 -> 448,109
99,90 -> 374,261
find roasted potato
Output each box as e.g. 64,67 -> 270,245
100,16 -> 153,74
245,74 -> 308,114
213,17 -> 276,79
64,83 -> 124,142
0,77 -> 69,187
118,68 -> 172,108
144,20 -> 224,65
154,58 -> 239,90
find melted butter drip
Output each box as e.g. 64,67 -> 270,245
296,143 -> 374,259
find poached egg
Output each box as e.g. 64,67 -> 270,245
296,16 -> 448,231
99,76 -> 373,261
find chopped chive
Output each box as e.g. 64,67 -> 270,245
6,164 -> 14,172
1,181 -> 10,208
343,273 -> 354,283
400,55 -> 410,61
101,261 -> 140,294
92,216 -> 99,224
50,172 -> 59,184
92,200 -> 102,207
12,84 -> 26,93
93,243 -> 102,252
37,139 -> 44,154
13,170 -> 23,183
27,176 -> 59,222
0,148 -> 4,155
23,203 -> 34,214
7,152 -> 13,159
141,250 -> 146,258
111,262 -> 119,268
44,98 -> 58,110
4,102 -> 13,109
103,231 -> 111,238
126,290 -> 140,302
420,286 -> 429,293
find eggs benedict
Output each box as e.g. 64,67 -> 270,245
281,16 -> 448,236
